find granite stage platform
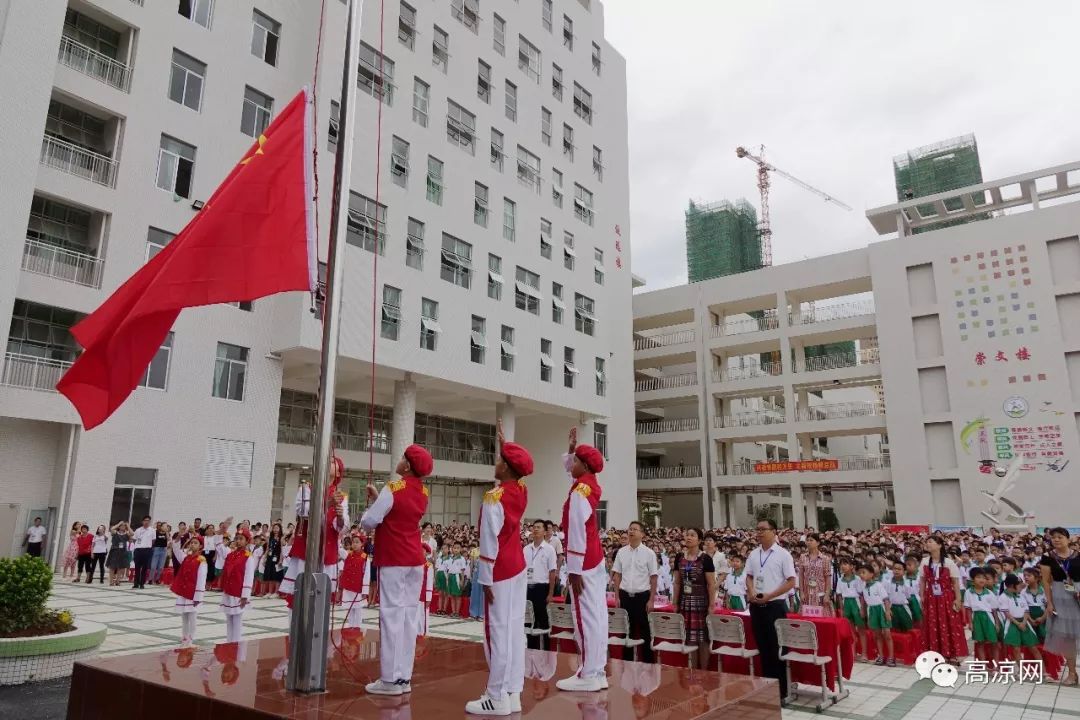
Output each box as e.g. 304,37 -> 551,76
66,630 -> 781,720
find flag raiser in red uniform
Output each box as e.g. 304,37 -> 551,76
57,88 -> 316,429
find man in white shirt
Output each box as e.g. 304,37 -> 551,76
132,515 -> 156,589
544,521 -> 563,556
524,519 -> 557,651
746,518 -> 797,702
611,520 -> 658,663
24,517 -> 47,558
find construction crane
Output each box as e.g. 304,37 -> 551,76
736,145 -> 852,267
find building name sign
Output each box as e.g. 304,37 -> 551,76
753,460 -> 839,473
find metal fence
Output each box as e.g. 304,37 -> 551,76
22,238 -> 103,288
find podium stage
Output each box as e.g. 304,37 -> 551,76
66,630 -> 780,719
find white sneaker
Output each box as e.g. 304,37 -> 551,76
556,674 -> 605,692
365,679 -> 404,696
465,693 -> 512,716
398,681 -> 412,694
509,692 -> 521,712
600,675 -> 609,690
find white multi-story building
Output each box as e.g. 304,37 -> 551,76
0,0 -> 635,561
633,161 -> 1080,531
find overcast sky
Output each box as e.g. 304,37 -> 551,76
604,0 -> 1080,291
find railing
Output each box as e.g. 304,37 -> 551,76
278,426 -> 314,446
635,418 -> 700,435
711,314 -> 779,338
429,446 -> 496,465
1,353 -> 72,392
637,465 -> 702,480
714,408 -> 786,428
634,373 -> 698,392
633,329 -> 695,351
790,299 -> 875,325
716,454 -> 891,476
713,360 -> 783,383
40,135 -> 118,188
58,36 -> 132,92
794,347 -> 880,373
22,238 -> 103,288
800,401 -> 885,422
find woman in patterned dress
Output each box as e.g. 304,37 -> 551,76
672,528 -> 717,670
62,522 -> 80,578
1039,527 -> 1080,686
918,535 -> 968,664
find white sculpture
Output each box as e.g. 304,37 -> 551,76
979,455 -> 1034,529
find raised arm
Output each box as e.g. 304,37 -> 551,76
360,485 -> 394,532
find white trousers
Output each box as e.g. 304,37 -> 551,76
342,589 -> 364,628
569,564 -> 608,679
483,569 -> 526,700
378,565 -> 423,683
225,614 -> 244,642
180,613 -> 197,644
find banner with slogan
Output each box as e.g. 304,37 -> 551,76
753,459 -> 839,473
882,524 -> 931,533
933,525 -> 985,534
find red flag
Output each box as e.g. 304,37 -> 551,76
57,88 -> 316,429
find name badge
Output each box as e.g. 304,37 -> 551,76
527,567 -> 535,582
1066,581 -> 1076,593
808,580 -> 817,588
931,583 -> 943,596
683,582 -> 692,595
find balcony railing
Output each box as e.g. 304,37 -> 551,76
40,135 -> 118,188
637,465 -> 702,480
1,352 -> 72,392
429,446 -> 496,465
633,329 -> 695,351
800,401 -> 885,422
22,238 -> 103,288
278,426 -> 314,446
713,360 -> 783,383
714,407 -> 786,428
58,36 -> 132,92
711,314 -> 779,338
794,347 -> 880,373
790,299 -> 875,325
636,418 -> 700,435
634,372 -> 697,392
716,453 -> 891,476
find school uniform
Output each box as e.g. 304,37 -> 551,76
435,554 -> 449,595
447,555 -> 468,597
964,588 -> 999,643
340,549 -> 368,628
999,591 -> 1039,647
219,546 -> 256,642
1021,586 -> 1047,641
171,553 -> 208,646
280,481 -> 349,608
724,569 -> 747,610
904,574 -> 923,621
837,574 -> 865,627
886,578 -> 912,631
862,580 -> 891,630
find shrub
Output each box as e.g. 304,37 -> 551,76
0,555 -> 56,635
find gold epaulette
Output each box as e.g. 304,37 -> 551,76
197,555 -> 206,563
388,478 -> 406,493
421,484 -> 430,497
573,482 -> 592,498
484,486 -> 505,504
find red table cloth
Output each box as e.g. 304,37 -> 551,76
429,591 -> 472,619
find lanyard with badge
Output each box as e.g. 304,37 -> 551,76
930,562 -> 944,597
1059,554 -> 1076,593
754,549 -> 775,596
682,553 -> 704,596
527,544 -> 545,583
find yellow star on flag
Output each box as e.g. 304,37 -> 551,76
240,134 -> 268,165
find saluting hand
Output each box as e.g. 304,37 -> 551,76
497,418 -> 506,447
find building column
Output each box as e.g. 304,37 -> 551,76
790,481 -> 806,529
797,389 -> 810,427
803,489 -> 819,531
496,397 -> 516,441
799,435 -> 814,462
390,374 -> 417,467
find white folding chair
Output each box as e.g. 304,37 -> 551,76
547,601 -> 578,648
524,600 -> 551,642
774,618 -> 845,712
647,612 -> 697,667
607,607 -> 645,661
706,614 -> 759,677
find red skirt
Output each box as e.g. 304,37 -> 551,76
921,582 -> 968,658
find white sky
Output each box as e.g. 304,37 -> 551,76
604,0 -> 1080,290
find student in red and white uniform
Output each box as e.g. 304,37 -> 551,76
360,444 -> 432,696
340,535 -> 368,628
466,421 -> 531,716
218,534 -> 257,642
171,538 -> 208,647
280,456 -> 349,610
557,428 -> 608,692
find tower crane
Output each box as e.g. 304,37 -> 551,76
736,145 -> 852,267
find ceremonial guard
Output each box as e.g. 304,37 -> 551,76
279,456 -> 349,609
219,534 -> 257,642
171,538 -> 208,647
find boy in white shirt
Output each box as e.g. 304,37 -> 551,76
1021,567 -> 1048,642
834,557 -> 867,659
723,555 -> 748,610
886,560 -> 913,632
859,564 -> 894,667
999,574 -> 1041,664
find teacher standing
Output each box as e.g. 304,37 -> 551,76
918,535 -> 967,664
1039,527 -> 1080,686
746,518 -> 796,702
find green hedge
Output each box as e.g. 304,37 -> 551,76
0,556 -> 54,635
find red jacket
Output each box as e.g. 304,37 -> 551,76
171,554 -> 205,600
561,472 -> 604,572
481,481 -> 528,582
340,551 -> 367,593
220,549 -> 251,597
374,475 -> 428,567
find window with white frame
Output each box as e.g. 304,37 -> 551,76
595,356 -> 606,396
251,10 -> 280,66
595,421 -> 608,459
446,99 -> 476,154
502,198 -> 516,242
540,338 -> 553,381
517,145 -> 541,194
487,253 -> 503,300
474,182 -> 489,227
552,282 -> 564,323
406,217 -> 424,269
398,1 -> 416,49
470,315 -> 486,364
574,183 -> 594,226
212,342 -> 248,401
139,331 -> 174,390
390,135 -> 409,187
146,227 -> 175,263
574,293 -> 596,336
563,231 -> 575,270
490,128 -> 504,171
451,0 -> 479,32
358,42 -> 395,105
500,325 -> 515,372
541,107 -> 552,146
382,285 -> 402,340
552,168 -> 564,208
542,0 -> 553,31
328,100 -> 340,151
518,35 -> 541,84
426,155 -> 444,205
552,63 -> 563,100
169,50 -> 205,111
432,26 -> 449,73
440,233 -> 472,289
540,218 -> 552,259
563,15 -> 573,49
157,135 -> 196,198
412,77 -> 429,126
178,0 -> 213,28
477,60 -> 491,103
420,297 -> 440,350
514,266 -> 541,315
594,247 -> 604,285
240,86 -> 273,137
563,346 -> 576,388
592,42 -> 601,75
504,80 -> 517,121
563,123 -> 574,161
493,14 -> 505,55
593,145 -> 603,181
346,192 -> 387,255
574,83 -> 593,124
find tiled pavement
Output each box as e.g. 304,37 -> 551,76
50,577 -> 1080,719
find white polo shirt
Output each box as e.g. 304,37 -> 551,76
746,542 -> 797,598
26,525 -> 47,543
524,540 -> 557,586
132,526 -> 156,549
612,543 -> 658,594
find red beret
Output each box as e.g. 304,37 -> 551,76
501,442 -> 534,477
404,444 -> 433,478
575,444 -> 604,474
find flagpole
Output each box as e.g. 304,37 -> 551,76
287,0 -> 363,693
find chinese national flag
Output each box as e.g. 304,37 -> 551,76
57,88 -> 316,429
